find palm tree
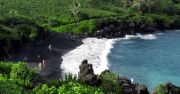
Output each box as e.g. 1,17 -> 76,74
8,10 -> 19,28
153,0 -> 174,14
123,0 -> 132,9
132,0 -> 145,13
70,1 -> 81,24
145,0 -> 154,13
163,0 -> 174,14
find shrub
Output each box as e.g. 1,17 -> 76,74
46,80 -> 61,88
174,4 -> 180,15
10,62 -> 34,88
33,84 -> 58,94
64,73 -> 77,82
100,71 -> 118,81
0,62 -> 13,77
29,26 -> 37,41
0,25 -> 19,51
0,74 -> 24,94
156,83 -> 168,94
99,71 -> 122,94
58,81 -> 104,94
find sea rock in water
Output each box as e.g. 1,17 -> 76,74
117,77 -> 135,94
117,77 -> 132,85
78,59 -> 101,86
135,84 -> 149,94
117,77 -> 149,94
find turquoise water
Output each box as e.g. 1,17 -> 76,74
108,31 -> 180,92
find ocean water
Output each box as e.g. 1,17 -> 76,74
109,30 -> 180,91
61,30 -> 180,92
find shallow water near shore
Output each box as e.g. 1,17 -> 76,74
61,30 -> 180,92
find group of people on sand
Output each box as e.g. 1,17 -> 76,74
24,44 -> 52,70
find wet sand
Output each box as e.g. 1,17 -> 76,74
7,32 -> 84,79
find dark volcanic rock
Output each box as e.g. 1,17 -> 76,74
78,59 -> 101,86
152,82 -> 180,94
117,77 -> 132,86
144,27 -> 156,34
78,60 -> 150,93
117,77 -> 149,94
117,77 -> 135,94
94,24 -> 126,38
135,84 -> 149,94
93,20 -> 157,38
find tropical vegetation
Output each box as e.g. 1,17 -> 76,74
0,62 -> 123,94
1,62 -> 179,93
0,0 -> 180,93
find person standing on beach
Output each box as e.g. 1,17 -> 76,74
24,57 -> 27,62
38,54 -> 41,61
49,44 -> 52,52
42,60 -> 45,67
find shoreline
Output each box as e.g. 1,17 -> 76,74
3,31 -> 169,79
6,32 -> 84,79
61,38 -> 112,77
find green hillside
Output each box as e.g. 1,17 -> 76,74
0,0 -> 123,33
1,0 -> 180,33
0,0 -> 180,59
0,0 -> 180,31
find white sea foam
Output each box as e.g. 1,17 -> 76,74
136,33 -> 156,40
61,33 -> 157,78
124,35 -> 138,39
61,38 -> 115,77
121,33 -> 156,40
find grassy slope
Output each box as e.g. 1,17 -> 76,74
1,0 -> 180,32
0,0 -> 180,34
0,0 -> 123,33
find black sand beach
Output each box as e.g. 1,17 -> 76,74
7,32 -> 84,79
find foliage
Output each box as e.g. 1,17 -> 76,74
0,0 -> 179,35
46,80 -> 61,88
0,25 -> 19,51
0,0 -> 180,93
100,71 -> 122,94
100,71 -> 118,81
58,81 -> 104,94
126,13 -> 176,25
52,17 -> 119,34
0,14 -> 40,54
10,62 -> 34,88
0,62 -> 129,94
33,84 -> 58,94
64,73 -> 77,82
0,74 -> 24,94
0,25 -> 19,40
0,62 -> 13,77
0,62 -> 36,94
174,4 -> 180,15
156,83 -> 168,94
0,62 -> 177,94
